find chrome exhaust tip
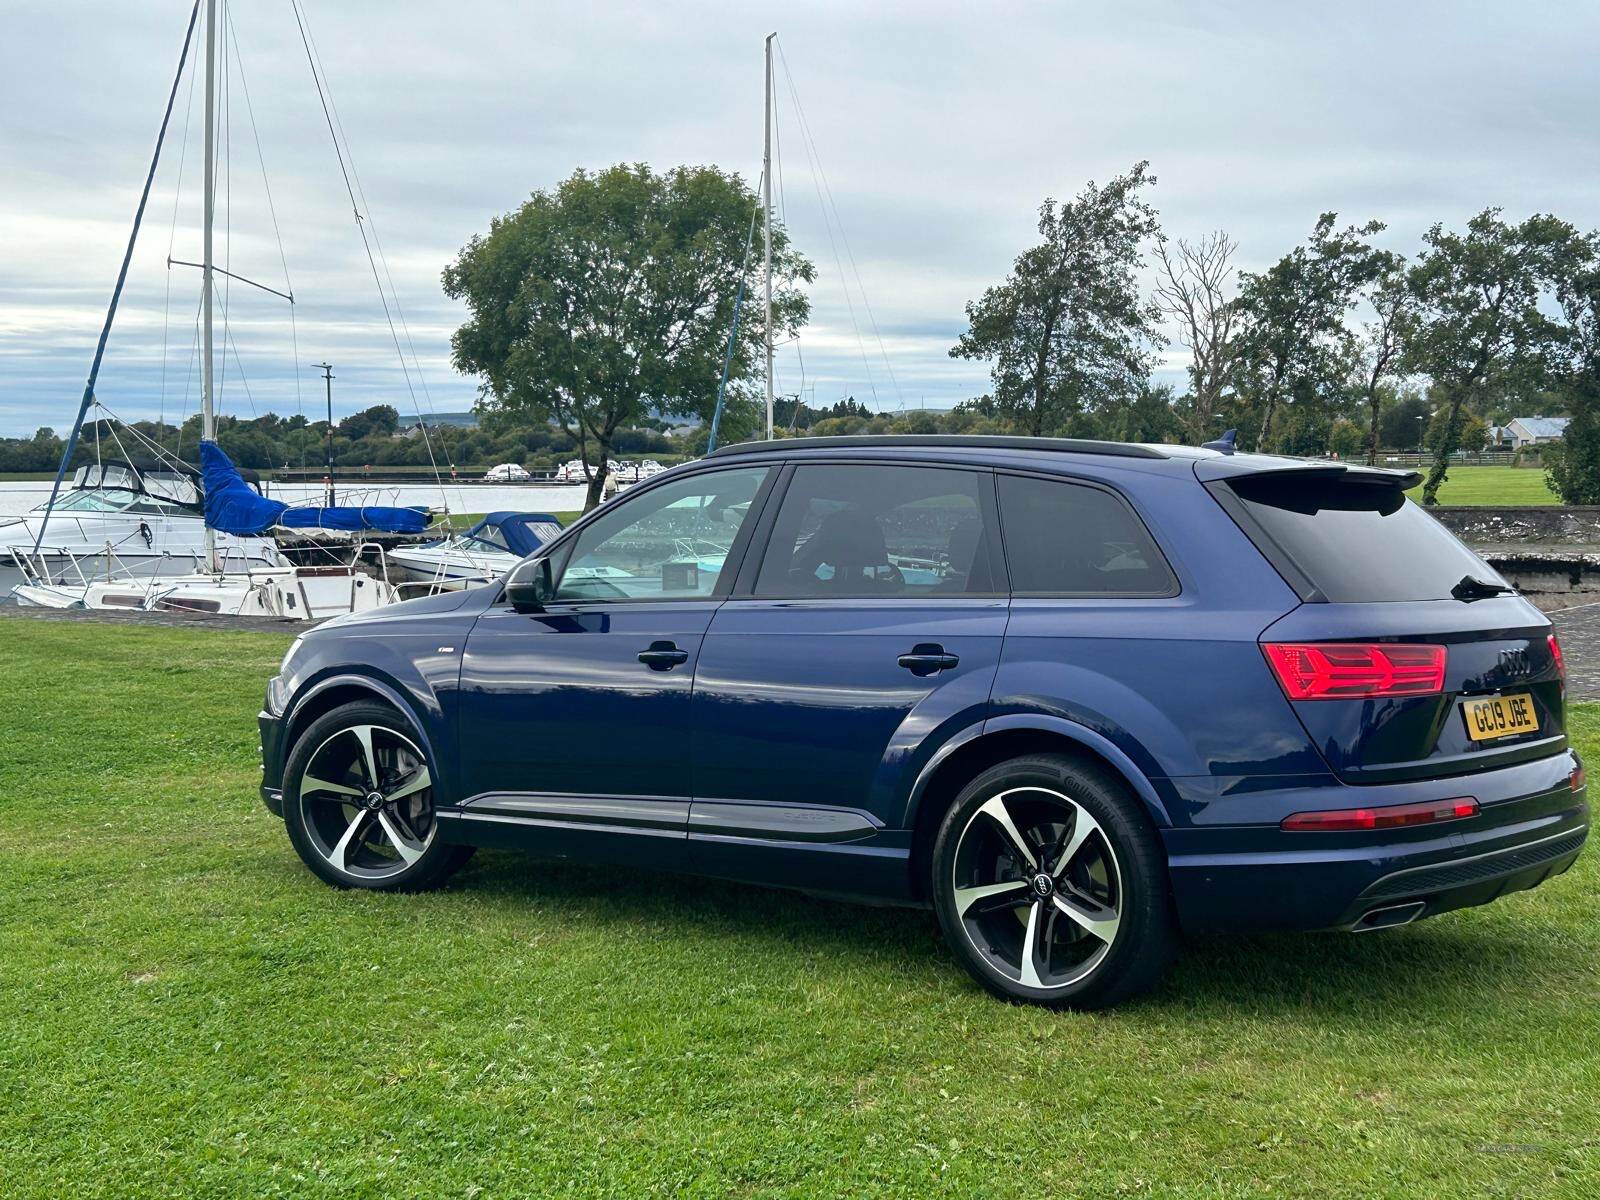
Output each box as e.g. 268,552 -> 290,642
1351,900 -> 1427,932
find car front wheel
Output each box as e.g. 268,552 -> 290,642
931,753 -> 1175,1009
282,701 -> 472,892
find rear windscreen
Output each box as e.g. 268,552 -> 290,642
1226,473 -> 1498,602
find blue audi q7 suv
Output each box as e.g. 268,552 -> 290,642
258,436 -> 1589,1008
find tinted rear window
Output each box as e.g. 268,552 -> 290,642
1227,473 -> 1497,602
997,474 -> 1177,596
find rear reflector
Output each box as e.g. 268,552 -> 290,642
1549,632 -> 1566,683
1262,642 -> 1447,700
1572,763 -> 1585,792
1281,797 -> 1479,832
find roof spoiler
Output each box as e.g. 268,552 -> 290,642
1193,457 -> 1421,490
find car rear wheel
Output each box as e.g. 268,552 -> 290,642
282,701 -> 472,892
931,754 -> 1175,1009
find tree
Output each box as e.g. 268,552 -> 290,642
1155,230 -> 1240,443
444,163 -> 812,510
1353,254 -> 1414,464
1377,385 -> 1431,449
1406,208 -> 1585,504
950,162 -> 1161,437
339,404 -> 400,441
1232,213 -> 1386,451
1426,407 -> 1488,455
1328,417 -> 1365,459
1546,234 -> 1600,503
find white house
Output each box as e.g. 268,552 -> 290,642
1504,416 -> 1570,449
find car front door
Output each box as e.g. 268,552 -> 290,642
455,465 -> 773,859
689,461 -> 1009,895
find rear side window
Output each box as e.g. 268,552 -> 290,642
996,474 -> 1177,596
754,464 -> 1000,597
1225,473 -> 1495,602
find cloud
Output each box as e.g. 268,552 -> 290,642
1,0 -> 1597,435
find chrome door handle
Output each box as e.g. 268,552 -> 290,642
638,641 -> 690,671
898,643 -> 959,676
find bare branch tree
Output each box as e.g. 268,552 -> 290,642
1155,231 -> 1239,442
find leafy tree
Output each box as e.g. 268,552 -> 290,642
1377,385 -> 1431,449
1155,230 -> 1240,443
1546,235 -> 1600,502
1329,418 -> 1365,459
1232,213 -> 1386,452
1354,254 -> 1414,463
1274,404 -> 1334,456
1406,208 -> 1585,504
338,404 -> 400,441
950,162 -> 1161,437
1094,379 -> 1181,444
444,163 -> 812,509
1425,407 -> 1488,454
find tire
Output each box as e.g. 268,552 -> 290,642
281,700 -> 473,892
930,753 -> 1175,1009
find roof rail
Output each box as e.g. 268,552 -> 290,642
706,435 -> 1168,460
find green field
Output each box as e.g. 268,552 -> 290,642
444,509 -> 583,531
1402,465 -> 1560,506
1,620 -> 1596,1197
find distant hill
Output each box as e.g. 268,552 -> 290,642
408,411 -> 479,429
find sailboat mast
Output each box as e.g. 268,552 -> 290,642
201,0 -> 218,571
762,32 -> 775,441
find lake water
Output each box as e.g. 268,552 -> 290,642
0,478 -> 593,520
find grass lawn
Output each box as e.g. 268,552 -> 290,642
1,621 -> 1596,1197
444,510 -> 583,531
1404,465 -> 1559,506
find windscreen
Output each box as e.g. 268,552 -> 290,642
1227,473 -> 1499,602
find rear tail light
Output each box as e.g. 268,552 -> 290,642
1571,763 -> 1585,792
1281,797 -> 1479,831
1261,642 -> 1447,701
1548,633 -> 1566,683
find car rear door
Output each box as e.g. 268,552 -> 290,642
1210,464 -> 1565,783
688,461 -> 1009,894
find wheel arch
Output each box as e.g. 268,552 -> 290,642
282,674 -> 436,776
903,715 -> 1171,902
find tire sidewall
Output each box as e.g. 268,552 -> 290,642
931,754 -> 1173,1009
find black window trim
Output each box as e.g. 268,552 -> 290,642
728,457 -> 1011,601
993,468 -> 1183,600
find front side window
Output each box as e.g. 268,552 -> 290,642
997,474 -> 1177,596
555,467 -> 769,601
755,464 -> 1000,598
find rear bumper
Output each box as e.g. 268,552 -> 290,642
1336,824 -> 1586,928
1163,754 -> 1588,932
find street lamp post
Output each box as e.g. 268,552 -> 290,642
316,362 -> 335,507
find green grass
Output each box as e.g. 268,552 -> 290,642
1,621 -> 1596,1197
443,510 -> 583,531
1404,466 -> 1560,506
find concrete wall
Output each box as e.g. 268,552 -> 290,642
1427,507 -> 1600,609
1432,506 -> 1600,548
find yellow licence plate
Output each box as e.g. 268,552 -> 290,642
1462,692 -> 1539,742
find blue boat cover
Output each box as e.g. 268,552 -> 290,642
199,440 -> 429,535
478,511 -> 563,556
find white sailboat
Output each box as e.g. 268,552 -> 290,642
0,461 -> 283,593
9,0 -> 414,619
386,511 -> 563,589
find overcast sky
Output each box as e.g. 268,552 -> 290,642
1,0 -> 1596,437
